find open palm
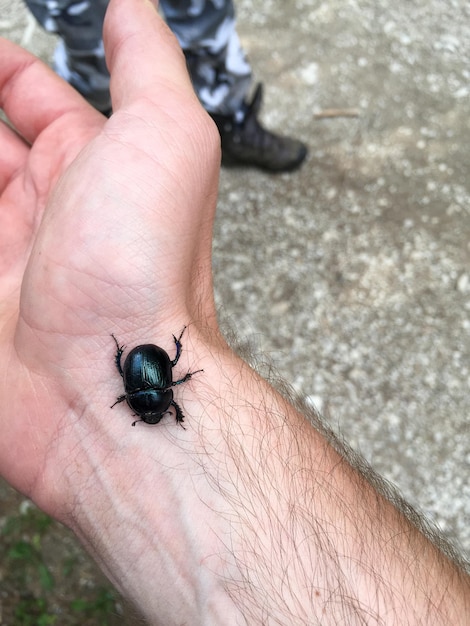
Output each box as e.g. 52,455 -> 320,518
0,0 -> 220,515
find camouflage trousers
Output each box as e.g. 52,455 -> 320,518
24,0 -> 253,115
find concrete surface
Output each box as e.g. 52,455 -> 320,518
1,0 -> 469,566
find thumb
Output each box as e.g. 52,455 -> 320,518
104,0 -> 198,111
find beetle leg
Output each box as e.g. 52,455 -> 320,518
172,369 -> 203,386
110,394 -> 126,408
171,326 -> 186,367
171,400 -> 186,429
111,334 -> 125,377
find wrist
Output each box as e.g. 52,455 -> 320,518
55,326 -> 303,624
53,326 -> 243,624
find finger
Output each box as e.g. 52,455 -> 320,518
0,121 -> 29,191
0,37 -> 101,144
104,0 -> 197,110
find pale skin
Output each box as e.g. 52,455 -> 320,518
0,0 -> 469,623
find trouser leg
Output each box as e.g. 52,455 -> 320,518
24,0 -> 111,112
160,0 -> 252,115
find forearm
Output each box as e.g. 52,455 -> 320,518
54,327 -> 469,625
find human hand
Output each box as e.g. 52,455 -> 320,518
2,3 -> 469,623
0,0 -> 220,513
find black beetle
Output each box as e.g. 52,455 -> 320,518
111,327 -> 201,427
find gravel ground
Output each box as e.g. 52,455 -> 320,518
1,0 -> 469,619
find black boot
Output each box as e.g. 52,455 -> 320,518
210,84 -> 307,172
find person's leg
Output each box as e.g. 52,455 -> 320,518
24,0 -> 111,113
160,0 -> 250,116
161,0 -> 307,171
24,0 -> 307,171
